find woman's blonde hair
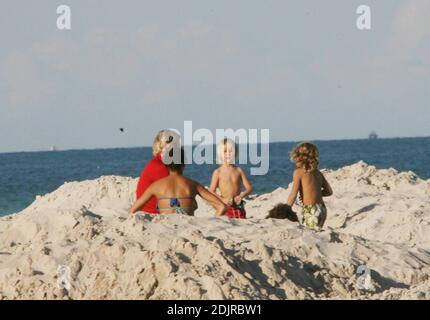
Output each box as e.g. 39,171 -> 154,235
152,129 -> 179,156
290,142 -> 320,172
217,138 -> 237,164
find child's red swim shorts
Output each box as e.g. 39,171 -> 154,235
225,205 -> 246,219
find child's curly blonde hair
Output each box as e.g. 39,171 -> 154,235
290,142 -> 320,172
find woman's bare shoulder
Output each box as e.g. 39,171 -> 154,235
186,177 -> 202,188
149,176 -> 169,188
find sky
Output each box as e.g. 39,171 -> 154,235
0,0 -> 429,152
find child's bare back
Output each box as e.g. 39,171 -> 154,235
287,143 -> 333,229
295,168 -> 331,206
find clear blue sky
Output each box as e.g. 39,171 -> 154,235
0,0 -> 429,152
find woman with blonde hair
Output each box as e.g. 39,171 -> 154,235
135,129 -> 180,214
131,147 -> 226,216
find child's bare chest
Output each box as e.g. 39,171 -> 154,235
218,168 -> 241,183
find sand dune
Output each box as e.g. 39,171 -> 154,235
0,161 -> 429,299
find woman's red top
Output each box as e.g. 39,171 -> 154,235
135,154 -> 169,213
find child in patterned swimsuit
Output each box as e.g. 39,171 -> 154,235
209,138 -> 253,219
287,143 -> 333,229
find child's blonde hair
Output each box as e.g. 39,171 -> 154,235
217,138 -> 237,164
290,142 -> 320,172
152,129 -> 179,156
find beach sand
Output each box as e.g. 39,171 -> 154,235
0,161 -> 429,299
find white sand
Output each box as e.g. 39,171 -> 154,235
0,161 -> 429,300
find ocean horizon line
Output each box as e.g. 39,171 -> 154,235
0,135 -> 429,156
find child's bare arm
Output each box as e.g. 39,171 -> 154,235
287,169 -> 302,207
209,170 -> 219,194
196,183 -> 227,216
129,184 -> 156,214
234,168 -> 253,204
321,173 -> 333,197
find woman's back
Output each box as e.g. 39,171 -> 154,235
130,147 -> 227,217
152,175 -> 198,215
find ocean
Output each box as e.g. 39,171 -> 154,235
0,137 -> 429,217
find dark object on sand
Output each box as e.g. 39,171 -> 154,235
120,128 -> 124,132
266,203 -> 299,222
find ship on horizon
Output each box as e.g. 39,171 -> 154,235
368,131 -> 378,140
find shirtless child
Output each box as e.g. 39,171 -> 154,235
130,148 -> 226,216
287,143 -> 333,229
209,138 -> 252,219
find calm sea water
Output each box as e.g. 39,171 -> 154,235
0,137 -> 429,217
